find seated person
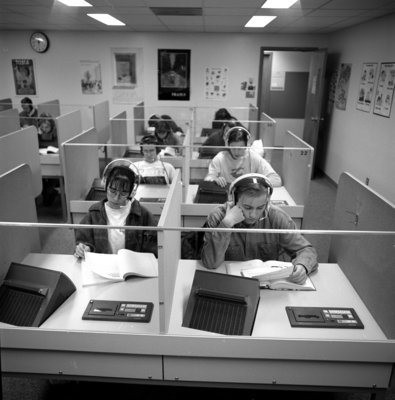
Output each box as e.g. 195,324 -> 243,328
212,107 -> 235,129
74,159 -> 157,258
198,119 -> 240,159
147,114 -> 160,134
200,173 -> 318,283
37,112 -> 58,148
155,119 -> 182,155
19,96 -> 38,128
134,135 -> 176,184
204,126 -> 282,188
161,114 -> 183,136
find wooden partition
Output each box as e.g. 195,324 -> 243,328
157,169 -> 182,333
0,126 -> 42,197
0,108 -> 20,136
93,100 -> 110,145
282,130 -> 313,207
37,99 -> 61,118
63,127 -> 100,222
0,164 -> 41,280
329,172 -> 395,339
0,98 -> 12,111
109,110 -> 128,158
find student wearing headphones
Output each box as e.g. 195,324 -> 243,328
134,135 -> 176,184
19,97 -> 38,128
201,173 -> 318,283
74,159 -> 157,258
204,126 -> 282,188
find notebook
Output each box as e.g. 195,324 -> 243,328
194,181 -> 229,204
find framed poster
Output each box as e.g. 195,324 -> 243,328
12,59 -> 37,95
80,60 -> 102,94
373,62 -> 395,118
158,49 -> 190,101
112,50 -> 137,89
356,62 -> 377,112
334,63 -> 352,111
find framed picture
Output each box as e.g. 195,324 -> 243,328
356,62 -> 377,113
158,49 -> 190,101
373,62 -> 395,118
80,60 -> 102,94
12,59 -> 37,95
112,49 -> 137,89
334,63 -> 352,111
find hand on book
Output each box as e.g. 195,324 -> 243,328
75,243 -> 90,259
288,264 -> 307,284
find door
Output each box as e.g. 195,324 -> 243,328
302,49 -> 327,173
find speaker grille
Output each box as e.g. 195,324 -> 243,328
189,296 -> 246,335
0,286 -> 44,326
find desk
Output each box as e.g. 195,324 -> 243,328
70,184 -> 170,223
182,185 -> 303,228
40,154 -> 67,221
0,255 -> 393,396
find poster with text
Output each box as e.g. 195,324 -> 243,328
80,61 -> 102,94
373,62 -> 395,118
205,67 -> 228,100
12,59 -> 37,95
356,62 -> 377,112
158,49 -> 190,101
334,63 -> 352,111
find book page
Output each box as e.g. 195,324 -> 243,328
263,275 -> 316,291
226,260 -> 293,280
118,249 -> 158,278
83,252 -> 123,281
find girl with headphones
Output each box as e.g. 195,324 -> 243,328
134,135 -> 176,184
74,159 -> 157,258
200,173 -> 318,284
204,126 -> 282,188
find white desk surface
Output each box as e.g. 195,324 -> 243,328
185,184 -> 296,206
20,253 -> 160,334
167,261 -> 386,341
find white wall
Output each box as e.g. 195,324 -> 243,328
325,13 -> 395,204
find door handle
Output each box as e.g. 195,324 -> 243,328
311,117 -> 324,122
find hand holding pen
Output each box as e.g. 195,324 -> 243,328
74,243 -> 90,260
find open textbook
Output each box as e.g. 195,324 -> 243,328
81,249 -> 158,287
225,259 -> 315,291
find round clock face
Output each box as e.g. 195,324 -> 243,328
30,32 -> 50,53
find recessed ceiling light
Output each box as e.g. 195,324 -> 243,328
58,0 -> 92,6
245,16 -> 277,28
87,14 -> 125,26
261,0 -> 298,8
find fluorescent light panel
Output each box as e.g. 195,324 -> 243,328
245,16 -> 277,28
261,0 -> 298,8
88,14 -> 125,26
57,0 -> 92,6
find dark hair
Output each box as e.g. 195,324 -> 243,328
227,127 -> 250,146
38,112 -> 55,132
106,166 -> 136,195
155,120 -> 171,139
212,108 -> 235,129
161,114 -> 183,133
233,177 -> 272,203
148,114 -> 160,129
21,97 -> 33,111
140,135 -> 160,154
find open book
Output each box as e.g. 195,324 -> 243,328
81,249 -> 158,287
225,259 -> 315,291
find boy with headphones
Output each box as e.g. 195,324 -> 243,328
201,173 -> 317,284
204,126 -> 282,188
134,135 -> 176,184
74,159 -> 157,258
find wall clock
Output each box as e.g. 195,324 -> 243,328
30,32 -> 50,53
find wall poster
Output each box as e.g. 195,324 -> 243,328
334,63 -> 352,111
158,49 -> 190,101
356,62 -> 377,113
12,59 -> 37,95
205,67 -> 228,100
80,60 -> 102,94
111,48 -> 143,104
373,62 -> 395,118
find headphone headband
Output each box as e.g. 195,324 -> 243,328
224,126 -> 251,147
102,159 -> 141,195
228,173 -> 273,203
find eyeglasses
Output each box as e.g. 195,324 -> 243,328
107,186 -> 130,197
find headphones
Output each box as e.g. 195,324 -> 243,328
223,126 -> 251,147
102,159 -> 141,199
140,135 -> 161,155
228,173 -> 273,204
